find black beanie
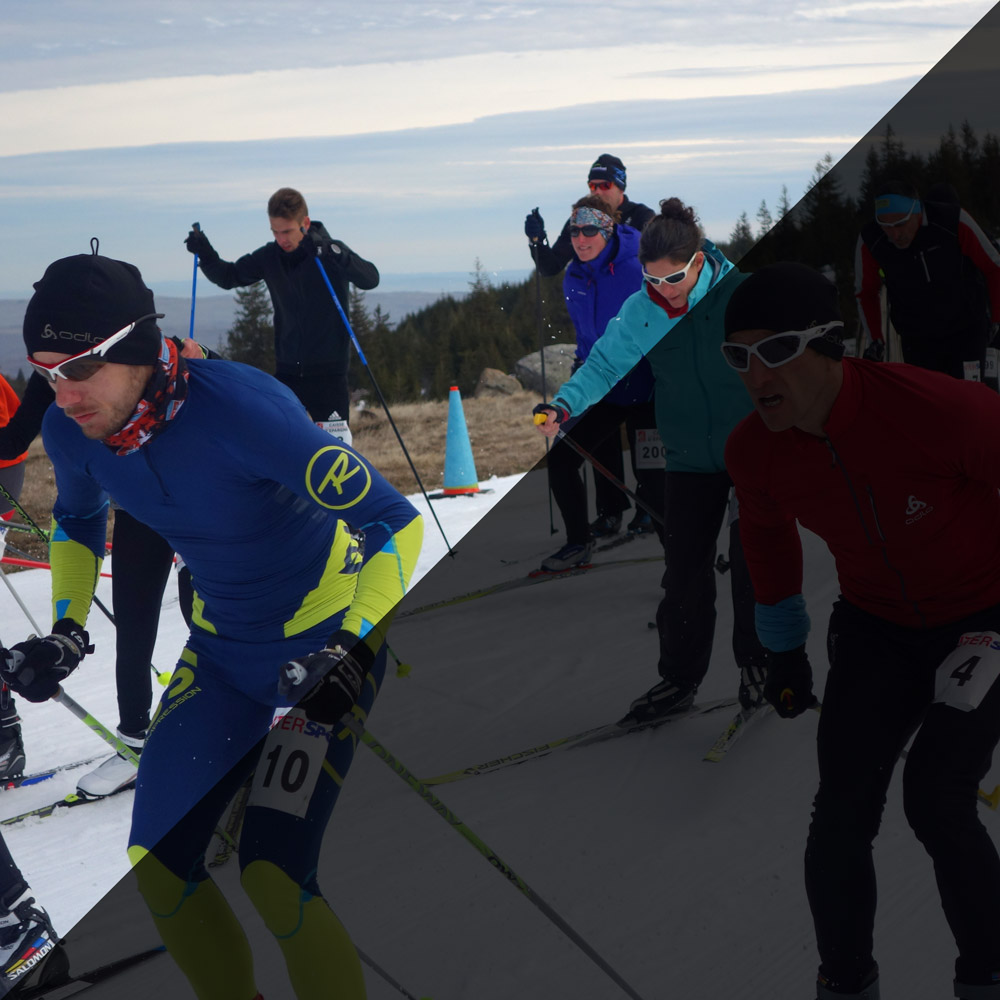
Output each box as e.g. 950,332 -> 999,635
724,262 -> 845,361
23,254 -> 163,365
588,154 -> 627,191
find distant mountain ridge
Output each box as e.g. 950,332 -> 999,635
0,289 -> 453,378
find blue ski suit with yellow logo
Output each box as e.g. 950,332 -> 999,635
41,359 -> 423,999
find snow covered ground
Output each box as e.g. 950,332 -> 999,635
0,465 -> 995,998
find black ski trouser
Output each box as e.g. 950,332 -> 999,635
807,598 -> 1000,989
275,370 -> 350,424
112,509 -> 192,737
655,470 -> 764,687
900,323 -> 988,383
547,399 -> 663,546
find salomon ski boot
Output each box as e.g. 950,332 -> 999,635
0,884 -> 63,995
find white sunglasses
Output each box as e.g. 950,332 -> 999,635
720,322 -> 843,371
28,313 -> 163,383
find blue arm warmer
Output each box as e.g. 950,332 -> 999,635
755,594 -> 810,653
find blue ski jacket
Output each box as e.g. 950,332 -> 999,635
562,224 -> 653,407
43,359 -> 423,651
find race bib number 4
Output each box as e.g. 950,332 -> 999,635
933,631 -> 1000,712
634,428 -> 666,470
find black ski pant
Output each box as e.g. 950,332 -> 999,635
547,399 -> 663,546
807,598 -> 1000,989
275,368 -> 350,424
900,325 -> 988,383
655,470 -> 764,687
112,509 -> 193,738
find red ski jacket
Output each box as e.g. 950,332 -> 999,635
726,358 -> 1000,628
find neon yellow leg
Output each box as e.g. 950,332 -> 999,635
241,860 -> 366,999
130,847 -> 258,1000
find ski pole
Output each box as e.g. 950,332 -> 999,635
342,715 -> 648,1000
51,686 -> 140,766
533,417 -> 664,527
0,564 -> 45,635
534,258 -> 557,536
356,948 -> 430,1000
188,222 -> 200,339
307,245 -> 453,557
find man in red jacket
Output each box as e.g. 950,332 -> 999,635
722,261 -> 1000,1000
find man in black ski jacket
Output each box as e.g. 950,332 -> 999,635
524,154 -> 655,277
185,187 -> 379,423
854,179 -> 1000,381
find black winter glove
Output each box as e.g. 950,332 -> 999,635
763,645 -> 817,719
862,340 -> 885,362
184,228 -> 214,258
278,630 -> 375,724
532,402 -> 569,425
2,619 -> 93,703
524,208 -> 547,244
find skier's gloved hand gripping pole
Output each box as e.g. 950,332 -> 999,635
303,228 -> 454,557
532,409 -> 664,527
0,479 -> 169,686
0,630 -> 140,765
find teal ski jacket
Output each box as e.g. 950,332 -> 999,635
552,240 -> 752,474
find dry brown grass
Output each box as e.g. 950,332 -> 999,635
5,390 -> 547,569
351,389 -> 547,492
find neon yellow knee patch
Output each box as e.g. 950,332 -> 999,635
132,851 -> 257,1000
241,860 -> 366,998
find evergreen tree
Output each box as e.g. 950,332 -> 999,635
755,200 -> 774,239
221,282 -> 275,373
725,212 -> 756,262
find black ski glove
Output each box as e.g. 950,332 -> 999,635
763,645 -> 817,719
863,340 -> 885,362
184,228 -> 214,258
278,630 -> 375,724
1,619 -> 93,702
525,208 -> 547,244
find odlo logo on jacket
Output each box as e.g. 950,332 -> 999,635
905,495 -> 934,525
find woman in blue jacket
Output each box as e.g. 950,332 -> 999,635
541,195 -> 660,572
534,198 -> 767,721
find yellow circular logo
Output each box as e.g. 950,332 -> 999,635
306,445 -> 372,510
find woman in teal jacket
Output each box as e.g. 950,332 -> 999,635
534,198 -> 767,722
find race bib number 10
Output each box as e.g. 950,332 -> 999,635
933,631 -> 1000,712
251,710 -> 330,818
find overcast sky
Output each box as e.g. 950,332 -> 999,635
0,1 -> 995,301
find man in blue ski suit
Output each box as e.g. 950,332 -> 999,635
6,250 -> 423,1000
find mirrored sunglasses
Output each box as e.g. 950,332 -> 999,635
569,224 -> 602,238
28,313 -> 162,383
588,181 -> 613,192
642,251 -> 700,286
720,323 -> 843,372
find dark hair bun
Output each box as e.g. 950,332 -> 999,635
658,198 -> 699,228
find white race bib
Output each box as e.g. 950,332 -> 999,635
250,710 -> 331,817
634,427 -> 666,470
933,631 -> 1000,712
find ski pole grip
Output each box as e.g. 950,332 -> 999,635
533,413 -> 547,425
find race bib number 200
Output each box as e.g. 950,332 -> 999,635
933,631 -> 1000,712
